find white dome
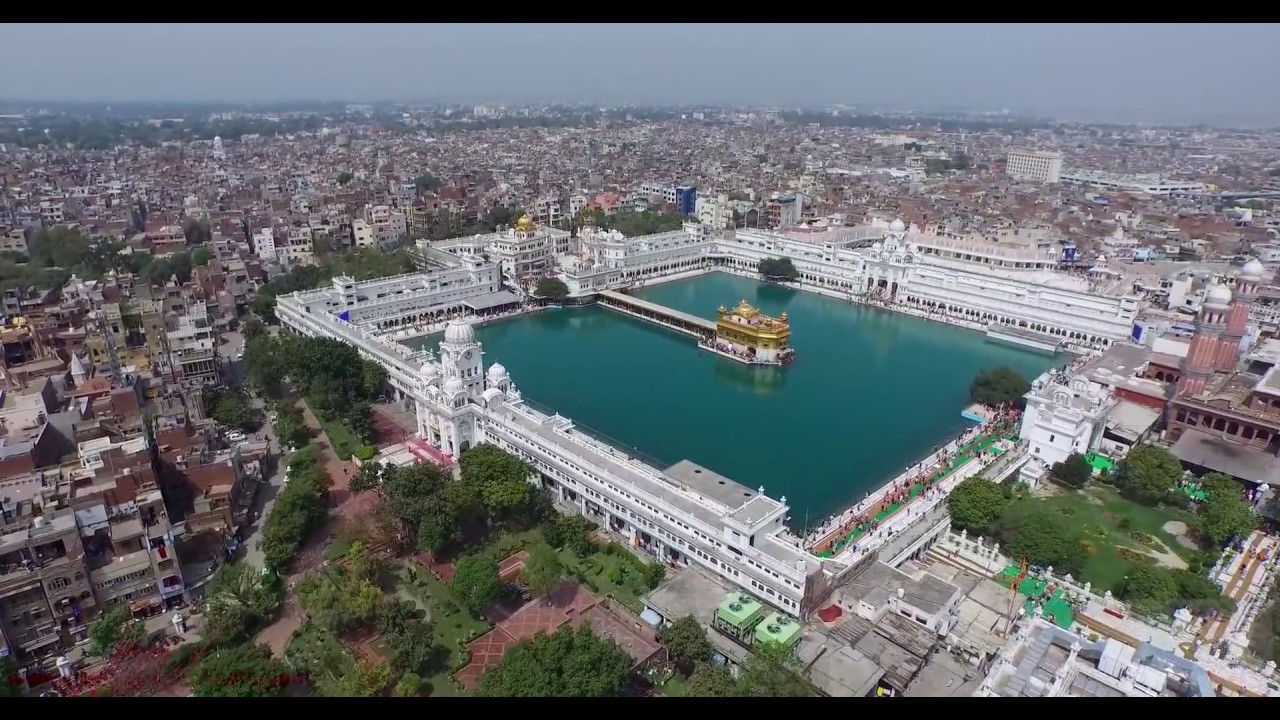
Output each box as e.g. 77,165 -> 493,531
889,219 -> 906,232
443,319 -> 475,345
487,362 -> 508,380
872,242 -> 884,252
1242,258 -> 1265,279
1206,284 -> 1233,306
420,361 -> 438,379
443,377 -> 464,395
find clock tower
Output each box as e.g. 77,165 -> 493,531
440,318 -> 484,399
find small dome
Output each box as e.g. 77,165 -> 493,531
1206,284 -> 1233,306
889,219 -> 906,232
872,242 -> 884,252
420,361 -> 439,379
443,319 -> 475,345
443,377 -> 464,395
1242,258 -> 1265,279
487,362 -> 508,380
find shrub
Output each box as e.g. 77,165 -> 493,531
355,445 -> 377,461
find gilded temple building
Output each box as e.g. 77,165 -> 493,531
705,300 -> 795,366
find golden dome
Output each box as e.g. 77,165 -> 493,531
514,215 -> 536,233
718,305 -> 727,314
734,300 -> 759,318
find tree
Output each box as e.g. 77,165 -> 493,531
458,443 -> 544,525
451,554 -> 503,614
543,514 -> 597,557
1051,453 -> 1093,490
535,277 -> 569,300
947,477 -> 1009,534
736,642 -> 812,697
969,366 -> 1030,408
1196,473 -> 1256,548
88,606 -> 145,657
376,601 -> 435,674
192,247 -> 214,266
477,625 -> 632,697
523,544 -> 563,600
206,388 -> 263,432
337,172 -> 354,186
686,663 -> 737,697
350,462 -> 388,495
994,506 -> 1086,576
190,644 -> 290,697
657,615 -> 712,673
393,672 -> 422,697
325,657 -> 393,697
202,562 -> 285,645
757,257 -> 799,281
1114,444 -> 1182,505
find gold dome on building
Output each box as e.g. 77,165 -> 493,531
514,215 -> 536,233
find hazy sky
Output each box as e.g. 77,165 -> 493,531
2,23 -> 1277,124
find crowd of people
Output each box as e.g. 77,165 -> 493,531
807,407 -> 1022,556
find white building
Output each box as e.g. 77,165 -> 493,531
1058,170 -> 1206,197
436,216 -> 570,284
275,255 -> 504,335
1005,149 -> 1063,185
277,288 -> 857,618
1018,367 -> 1118,471
252,227 -> 277,262
562,222 -> 710,294
695,193 -> 735,230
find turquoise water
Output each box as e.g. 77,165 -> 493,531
409,273 -> 1057,520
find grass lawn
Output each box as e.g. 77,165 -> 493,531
284,622 -> 357,684
660,675 -> 689,697
395,564 -> 492,697
1006,484 -> 1199,591
560,547 -> 650,613
315,410 -> 363,460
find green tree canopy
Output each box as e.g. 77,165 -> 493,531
1114,444 -> 1182,505
458,443 -> 544,525
1196,473 -> 1256,548
477,625 -> 632,697
88,606 -> 145,657
190,644 -> 290,697
969,366 -> 1031,407
376,601 -> 435,674
534,277 -> 569,300
757,257 -> 799,281
450,554 -> 503,615
993,505 -> 1087,576
204,387 -> 264,432
1051,453 -> 1093,490
393,672 -> 422,697
686,663 -> 737,696
657,615 -> 712,673
202,561 -> 284,646
543,514 -> 597,558
523,543 -> 564,599
192,246 -> 214,266
947,476 -> 1009,534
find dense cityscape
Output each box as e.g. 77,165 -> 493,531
3,23 -> 1280,699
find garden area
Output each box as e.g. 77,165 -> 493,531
1005,484 -> 1199,590
947,443 -> 1257,621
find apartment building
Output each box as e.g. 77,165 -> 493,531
252,227 -> 278,262
163,301 -> 218,382
0,508 -> 93,659
1006,149 -> 1064,185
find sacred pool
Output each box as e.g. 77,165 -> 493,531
405,273 -> 1057,521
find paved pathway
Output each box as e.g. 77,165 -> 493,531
251,399 -> 369,658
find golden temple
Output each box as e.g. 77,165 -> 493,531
711,300 -> 794,365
